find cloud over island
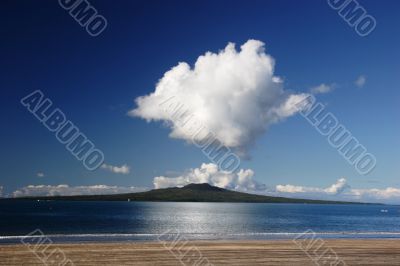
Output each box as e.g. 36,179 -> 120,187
6,165 -> 400,204
152,163 -> 400,204
129,40 -> 309,156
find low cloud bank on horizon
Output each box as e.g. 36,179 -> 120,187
129,40 -> 309,157
11,185 -> 145,198
6,166 -> 400,204
6,163 -> 398,204
152,163 -> 400,204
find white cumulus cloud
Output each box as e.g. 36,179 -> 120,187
101,164 -> 130,174
153,163 -> 267,192
129,40 -> 309,156
324,178 -> 349,194
12,184 -> 146,197
37,172 -> 45,177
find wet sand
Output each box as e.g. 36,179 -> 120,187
1,239 -> 400,265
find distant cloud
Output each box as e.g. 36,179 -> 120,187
0,186 -> 3,197
310,83 -> 333,94
10,175 -> 400,203
153,163 -> 267,192
276,178 -> 349,196
130,40 -> 309,156
354,75 -> 366,88
153,164 -> 400,204
153,164 -> 350,198
12,184 -> 146,197
37,172 -> 45,177
274,179 -> 400,204
101,164 -> 130,174
324,178 -> 349,194
350,187 -> 400,203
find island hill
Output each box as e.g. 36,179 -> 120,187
13,183 -> 363,204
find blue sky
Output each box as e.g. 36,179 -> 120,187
1,0 -> 399,202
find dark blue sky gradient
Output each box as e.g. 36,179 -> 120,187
0,0 -> 399,195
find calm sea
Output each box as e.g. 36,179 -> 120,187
1,201 -> 399,243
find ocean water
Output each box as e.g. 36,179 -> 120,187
1,201 -> 400,243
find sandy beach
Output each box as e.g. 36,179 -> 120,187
1,239 -> 400,265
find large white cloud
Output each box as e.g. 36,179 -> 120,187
130,40 -> 309,156
153,163 -> 267,192
12,184 -> 146,197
